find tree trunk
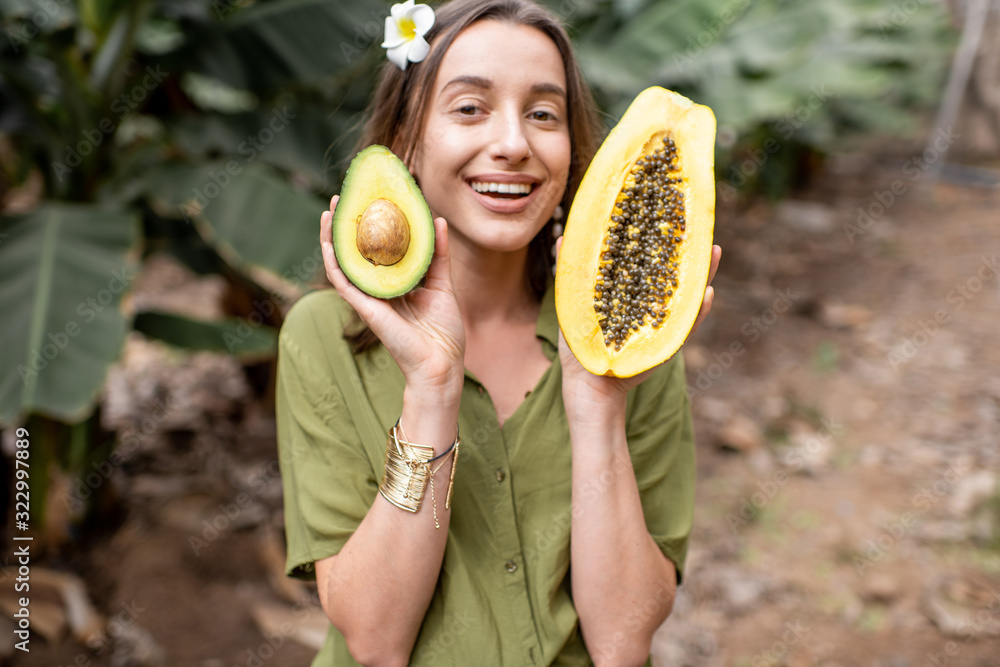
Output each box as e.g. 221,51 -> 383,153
954,1 -> 1000,161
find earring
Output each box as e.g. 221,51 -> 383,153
553,204 -> 564,220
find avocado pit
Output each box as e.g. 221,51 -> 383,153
356,198 -> 410,266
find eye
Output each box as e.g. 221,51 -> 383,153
457,105 -> 480,116
531,110 -> 557,122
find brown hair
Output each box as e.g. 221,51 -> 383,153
346,0 -> 601,352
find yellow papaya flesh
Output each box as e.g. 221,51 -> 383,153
556,87 -> 716,377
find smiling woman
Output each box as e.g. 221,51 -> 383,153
411,19 -> 571,254
276,1 -> 719,665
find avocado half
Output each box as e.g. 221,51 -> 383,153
332,145 -> 435,299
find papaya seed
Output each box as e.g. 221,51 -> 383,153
593,136 -> 686,347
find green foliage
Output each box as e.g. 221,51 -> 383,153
546,0 -> 955,197
0,0 -> 389,531
143,161 -> 324,282
132,311 -> 277,359
0,204 -> 140,424
0,0 -> 392,430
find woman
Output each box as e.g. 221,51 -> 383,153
277,1 -> 721,665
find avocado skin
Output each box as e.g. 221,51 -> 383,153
332,146 -> 434,299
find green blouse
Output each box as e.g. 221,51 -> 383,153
277,283 -> 695,667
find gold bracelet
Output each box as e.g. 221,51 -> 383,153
378,423 -> 459,528
379,424 -> 433,512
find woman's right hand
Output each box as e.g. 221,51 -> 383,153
320,196 -> 466,393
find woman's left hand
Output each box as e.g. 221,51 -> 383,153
559,243 -> 721,423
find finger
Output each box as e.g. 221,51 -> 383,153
688,285 -> 715,337
422,217 -> 453,292
320,199 -> 342,285
707,245 -> 721,285
319,197 -> 388,322
555,326 -> 580,370
322,227 -> 368,308
554,235 -> 564,262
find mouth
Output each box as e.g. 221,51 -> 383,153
469,180 -> 534,200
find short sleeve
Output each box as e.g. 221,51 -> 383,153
625,353 -> 696,584
276,292 -> 380,580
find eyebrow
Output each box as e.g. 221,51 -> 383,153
441,75 -> 566,99
531,82 -> 567,98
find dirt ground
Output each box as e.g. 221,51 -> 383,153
3,150 -> 999,666
654,153 -> 1000,666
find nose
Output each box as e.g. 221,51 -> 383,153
489,110 -> 531,164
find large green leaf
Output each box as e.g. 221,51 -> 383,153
133,311 -> 278,360
573,0 -> 953,142
144,161 -> 324,287
0,204 -> 140,425
178,0 -> 388,95
166,105 -> 357,192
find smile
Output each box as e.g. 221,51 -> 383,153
470,181 -> 533,198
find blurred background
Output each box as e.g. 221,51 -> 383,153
1,0 -> 998,664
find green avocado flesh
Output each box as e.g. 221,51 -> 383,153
333,145 -> 434,299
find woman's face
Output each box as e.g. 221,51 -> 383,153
410,20 -> 571,255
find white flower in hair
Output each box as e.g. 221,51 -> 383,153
382,0 -> 436,71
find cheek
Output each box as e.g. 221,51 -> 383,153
544,134 -> 572,184
417,131 -> 475,184
422,116 -> 465,153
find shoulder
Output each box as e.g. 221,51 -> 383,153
283,288 -> 354,334
280,288 -> 356,350
277,288 -> 365,377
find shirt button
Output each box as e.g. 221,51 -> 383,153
505,560 -> 518,573
495,469 -> 506,482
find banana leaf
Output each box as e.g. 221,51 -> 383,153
0,203 -> 140,425
133,310 -> 278,360
143,161 -> 325,288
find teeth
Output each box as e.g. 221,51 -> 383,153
471,181 -> 532,195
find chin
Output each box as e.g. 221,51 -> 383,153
475,220 -> 549,254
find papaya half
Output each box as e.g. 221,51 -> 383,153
555,87 -> 716,377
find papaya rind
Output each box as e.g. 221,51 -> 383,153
555,87 -> 716,377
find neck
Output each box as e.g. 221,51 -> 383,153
448,233 -> 539,329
